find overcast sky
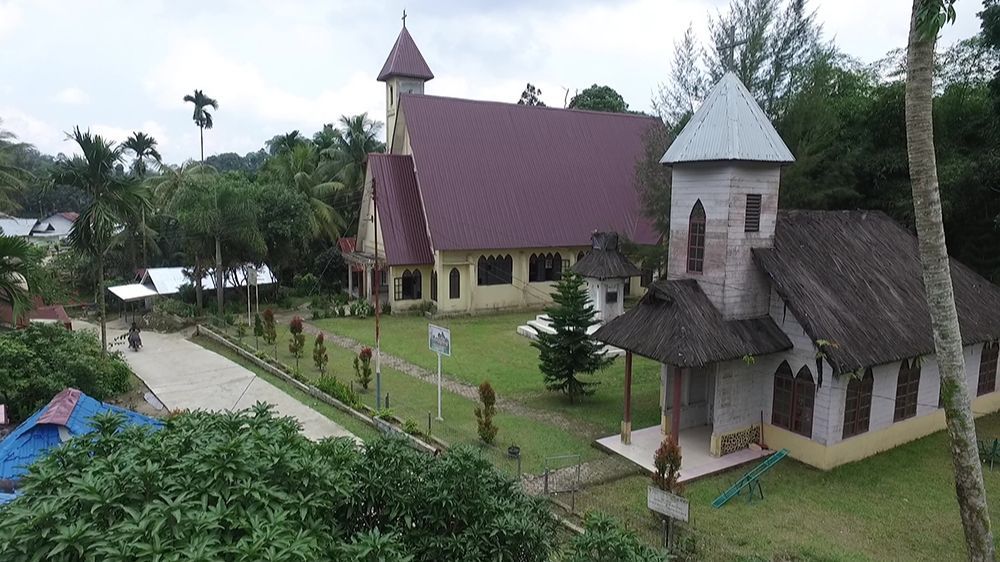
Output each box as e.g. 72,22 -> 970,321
0,0 -> 986,164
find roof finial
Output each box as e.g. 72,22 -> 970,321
402,9 -> 407,28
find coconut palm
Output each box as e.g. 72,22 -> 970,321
266,130 -> 307,156
122,132 -> 162,267
0,119 -> 33,213
321,114 -> 385,233
145,161 -> 217,209
266,143 -> 345,240
0,233 -> 33,322
905,0 -> 993,557
52,127 -> 149,351
183,89 -> 219,162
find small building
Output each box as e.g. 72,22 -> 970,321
0,216 -> 39,239
594,72 -> 1000,476
30,211 -> 78,242
0,388 -> 161,499
573,232 -> 641,324
346,23 -> 657,314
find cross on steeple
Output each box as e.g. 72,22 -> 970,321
719,24 -> 748,72
401,9 -> 407,28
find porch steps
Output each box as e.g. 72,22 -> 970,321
711,448 -> 789,508
516,314 -> 625,357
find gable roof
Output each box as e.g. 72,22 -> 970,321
573,232 -> 642,280
594,279 -> 792,367
377,26 -> 434,82
400,94 -> 660,252
0,217 -> 38,237
754,210 -> 1000,374
370,154 -> 434,266
662,72 -> 794,165
0,388 -> 160,481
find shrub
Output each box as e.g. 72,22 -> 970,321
156,297 -> 196,318
262,308 -> 277,349
294,272 -> 320,296
382,301 -> 392,315
354,346 -> 373,390
288,316 -> 306,372
315,376 -> 361,408
253,313 -> 264,347
374,408 -> 395,421
475,380 -> 499,445
0,324 -> 133,423
313,332 -> 329,376
403,419 -> 422,436
415,300 -> 435,315
565,513 -> 670,562
350,299 -> 374,318
653,436 -> 683,494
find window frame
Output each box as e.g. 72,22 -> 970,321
842,368 -> 874,438
771,361 -> 815,438
449,268 -> 460,299
430,271 -> 438,302
687,200 -> 706,273
978,342 -> 999,396
893,359 -> 921,422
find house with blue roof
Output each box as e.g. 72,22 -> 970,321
0,388 -> 161,502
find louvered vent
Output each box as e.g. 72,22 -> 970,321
745,194 -> 762,233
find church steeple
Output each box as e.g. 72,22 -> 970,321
378,21 -> 433,149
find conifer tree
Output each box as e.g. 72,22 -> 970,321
532,271 -> 612,403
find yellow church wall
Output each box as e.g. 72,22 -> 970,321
762,390 -> 1000,470
387,265 -> 433,312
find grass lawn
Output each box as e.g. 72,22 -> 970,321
212,325 -> 601,473
575,413 -> 1000,561
311,313 -> 663,436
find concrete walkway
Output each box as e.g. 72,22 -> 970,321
80,322 -> 355,441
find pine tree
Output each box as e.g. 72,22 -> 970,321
532,271 -> 613,403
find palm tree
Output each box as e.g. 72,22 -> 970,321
122,132 -> 162,267
0,234 -> 33,322
266,143 -> 345,240
265,130 -> 307,156
145,161 -> 217,209
905,1 -> 993,558
322,114 -> 385,233
183,89 -> 219,163
52,127 -> 149,351
170,174 -> 263,316
0,119 -> 34,213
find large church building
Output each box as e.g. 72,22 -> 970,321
347,25 -> 659,314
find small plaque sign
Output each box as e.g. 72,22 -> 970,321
428,324 -> 451,357
647,486 -> 689,522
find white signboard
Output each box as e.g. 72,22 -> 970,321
429,324 -> 451,357
647,486 -> 689,522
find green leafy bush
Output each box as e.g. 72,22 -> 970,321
350,299 -> 374,318
0,406 -> 560,561
403,419 -> 423,436
354,346 -> 373,390
293,272 -> 320,296
565,513 -> 670,562
0,324 -> 132,423
315,375 -> 360,408
156,297 -> 196,318
475,380 -> 499,445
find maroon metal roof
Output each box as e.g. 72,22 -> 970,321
370,154 -> 434,266
337,237 -> 356,254
377,27 -> 434,82
400,94 -> 660,251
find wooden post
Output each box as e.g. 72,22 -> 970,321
671,367 -> 684,445
621,351 -> 633,444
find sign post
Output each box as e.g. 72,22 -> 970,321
428,324 -> 451,420
647,486 -> 689,549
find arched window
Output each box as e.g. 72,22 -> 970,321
687,200 -> 706,273
529,254 -> 540,282
771,362 -> 794,429
577,251 -> 585,262
978,342 -> 999,396
503,255 -> 513,283
843,368 -> 874,438
394,269 -> 421,301
412,270 -> 422,299
771,362 -> 815,438
449,268 -> 460,299
477,255 -> 513,286
477,256 -> 488,286
430,271 -> 438,302
553,252 -> 563,281
894,359 -> 921,422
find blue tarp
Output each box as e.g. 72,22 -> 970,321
0,389 -> 161,481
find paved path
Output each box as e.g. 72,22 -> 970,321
80,322 -> 356,442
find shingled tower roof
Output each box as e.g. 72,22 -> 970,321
661,72 -> 793,164
377,26 -> 434,82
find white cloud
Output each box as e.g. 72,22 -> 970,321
0,106 -> 67,155
0,1 -> 22,41
52,86 -> 89,105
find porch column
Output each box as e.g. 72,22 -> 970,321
347,265 -> 354,297
621,351 -> 633,444
670,367 -> 684,445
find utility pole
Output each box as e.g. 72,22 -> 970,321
373,177 -> 383,409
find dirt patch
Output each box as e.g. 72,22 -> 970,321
108,374 -> 168,418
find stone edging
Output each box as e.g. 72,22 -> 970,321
196,324 -> 441,454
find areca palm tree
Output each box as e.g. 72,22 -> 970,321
52,127 -> 149,351
123,132 -> 162,267
183,89 -> 219,162
0,234 -> 33,322
906,0 -> 993,558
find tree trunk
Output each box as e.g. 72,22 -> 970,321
199,125 -> 205,163
141,208 -> 148,268
905,3 -> 994,559
215,236 -> 224,317
97,258 -> 107,352
194,257 -> 204,313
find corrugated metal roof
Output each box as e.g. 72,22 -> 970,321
370,154 -> 434,266
0,388 -> 161,480
377,26 -> 434,82
661,72 -> 794,165
400,94 -> 660,251
108,283 -> 159,301
0,218 -> 38,237
141,265 -> 276,295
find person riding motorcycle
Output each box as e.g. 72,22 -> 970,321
127,322 -> 142,350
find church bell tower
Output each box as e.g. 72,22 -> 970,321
377,17 -> 434,152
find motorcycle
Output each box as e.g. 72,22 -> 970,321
128,331 -> 142,352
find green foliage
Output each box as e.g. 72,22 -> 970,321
403,419 -> 422,436
653,437 -> 683,494
293,272 -> 320,295
262,308 -> 277,346
565,513 -> 670,562
315,375 -> 361,408
287,315 -> 305,371
0,234 -> 34,320
313,331 -> 329,375
532,271 -> 613,403
569,84 -> 630,113
0,406 -> 559,561
253,312 -> 263,346
354,346 -> 373,390
155,297 -> 197,318
0,324 -> 132,423
351,298 -> 374,318
414,300 -> 434,315
517,83 -> 546,106
474,380 -> 499,445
